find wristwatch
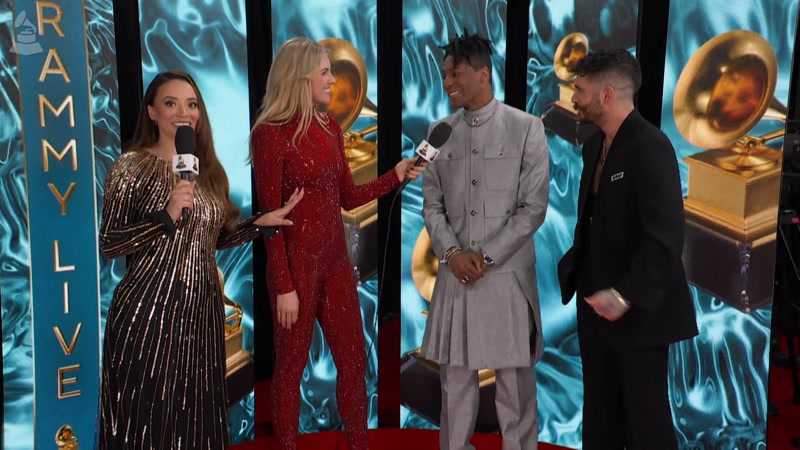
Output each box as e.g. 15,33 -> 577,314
481,250 -> 494,265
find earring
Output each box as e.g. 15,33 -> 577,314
152,118 -> 157,125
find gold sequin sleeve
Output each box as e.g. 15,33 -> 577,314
216,212 -> 278,249
99,153 -> 176,259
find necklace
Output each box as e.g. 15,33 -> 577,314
600,138 -> 611,166
463,100 -> 499,128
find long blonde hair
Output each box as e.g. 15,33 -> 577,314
249,38 -> 331,160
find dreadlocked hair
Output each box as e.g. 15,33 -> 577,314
440,28 -> 493,73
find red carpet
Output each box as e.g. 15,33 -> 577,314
236,316 -> 799,449
232,428 -> 569,449
767,336 -> 800,450
238,314 -> 571,449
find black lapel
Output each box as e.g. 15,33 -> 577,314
577,132 -> 603,223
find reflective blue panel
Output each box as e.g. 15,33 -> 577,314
0,2 -> 32,448
400,0 -> 507,430
269,0 -> 380,432
138,0 -> 255,442
659,0 -> 797,447
525,1 -> 639,447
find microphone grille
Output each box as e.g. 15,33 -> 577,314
175,126 -> 196,155
427,122 -> 453,148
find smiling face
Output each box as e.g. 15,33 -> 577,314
146,79 -> 201,144
311,54 -> 336,106
442,55 -> 490,111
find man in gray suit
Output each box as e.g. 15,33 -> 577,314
420,30 -> 550,450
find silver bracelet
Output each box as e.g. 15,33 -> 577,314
609,287 -> 630,308
440,246 -> 462,264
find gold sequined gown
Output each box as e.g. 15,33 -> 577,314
97,151 -> 275,450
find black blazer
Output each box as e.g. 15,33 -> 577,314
557,110 -> 698,348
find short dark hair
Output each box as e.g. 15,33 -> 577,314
441,29 -> 493,73
573,49 -> 642,96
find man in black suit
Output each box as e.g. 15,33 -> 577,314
557,49 -> 698,450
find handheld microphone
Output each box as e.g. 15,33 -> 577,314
173,125 -> 198,224
400,122 -> 452,190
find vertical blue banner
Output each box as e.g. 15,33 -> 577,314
270,0 -> 381,433
2,0 -> 118,448
14,0 -> 101,447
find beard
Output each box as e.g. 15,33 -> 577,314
574,99 -> 602,124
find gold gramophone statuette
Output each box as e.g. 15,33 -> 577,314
318,37 -> 378,185
56,425 -> 78,449
319,37 -> 381,282
407,228 -> 497,386
411,228 -> 439,310
673,29 -> 785,240
552,32 -> 589,114
216,267 -> 248,376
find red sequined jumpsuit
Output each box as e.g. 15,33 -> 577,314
252,113 -> 400,450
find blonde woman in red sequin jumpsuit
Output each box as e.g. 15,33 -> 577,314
249,37 -> 426,450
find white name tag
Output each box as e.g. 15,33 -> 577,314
611,172 -> 624,182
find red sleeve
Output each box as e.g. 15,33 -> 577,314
332,117 -> 401,211
252,124 -> 295,295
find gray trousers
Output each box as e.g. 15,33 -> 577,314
439,364 -> 538,450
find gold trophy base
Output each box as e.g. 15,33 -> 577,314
224,351 -> 254,408
541,103 -> 598,146
342,199 -> 378,282
684,149 -> 781,236
684,198 -> 777,242
225,326 -> 250,377
348,153 -> 378,185
684,209 -> 776,312
556,82 -> 576,112
400,348 -> 499,431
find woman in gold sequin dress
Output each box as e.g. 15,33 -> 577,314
97,71 -> 302,450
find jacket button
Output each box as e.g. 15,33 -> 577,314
472,149 -> 478,155
471,240 -> 476,246
471,180 -> 477,185
470,210 -> 476,216
447,153 -> 452,159
506,210 -> 511,214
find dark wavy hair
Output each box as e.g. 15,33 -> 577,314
127,70 -> 239,230
573,49 -> 642,98
440,29 -> 493,74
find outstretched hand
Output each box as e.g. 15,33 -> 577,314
254,187 -> 304,227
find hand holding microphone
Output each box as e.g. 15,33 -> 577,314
397,122 -> 453,188
166,180 -> 195,223
169,125 -> 199,224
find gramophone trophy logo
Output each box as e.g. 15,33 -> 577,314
674,30 -> 785,312
553,32 -> 589,114
541,32 -> 599,145
319,38 -> 380,282
55,425 -> 78,449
